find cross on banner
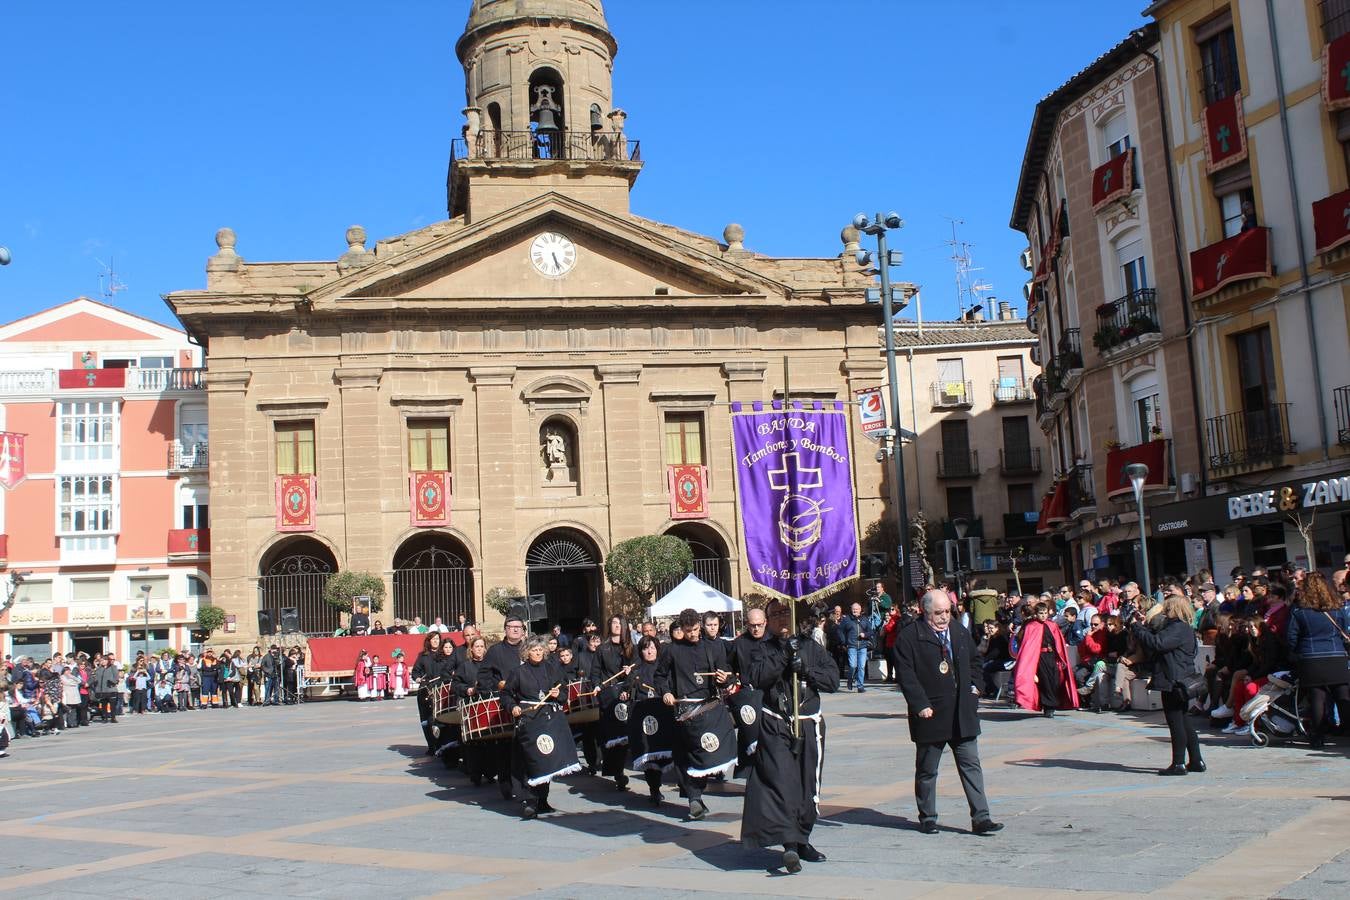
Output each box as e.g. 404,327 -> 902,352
1342,60 -> 1350,92
1102,169 -> 1112,192
1216,124 -> 1231,153
1216,252 -> 1229,280
767,452 -> 823,493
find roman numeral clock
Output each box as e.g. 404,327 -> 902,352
530,232 -> 577,278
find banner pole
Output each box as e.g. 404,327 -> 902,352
783,354 -> 801,743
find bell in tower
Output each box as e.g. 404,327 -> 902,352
449,0 -> 642,219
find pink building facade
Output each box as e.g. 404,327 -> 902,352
0,298 -> 210,661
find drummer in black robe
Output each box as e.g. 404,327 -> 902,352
485,616 -> 528,799
625,635 -> 669,806
411,632 -> 447,755
431,640 -> 463,767
501,634 -> 576,819
729,608 -> 771,773
452,635 -> 498,786
741,613 -> 838,874
572,631 -> 604,774
655,607 -> 732,820
595,615 -> 636,792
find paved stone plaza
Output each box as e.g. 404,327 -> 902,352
1,690 -> 1347,899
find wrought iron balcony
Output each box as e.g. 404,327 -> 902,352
168,441 -> 208,470
1093,288 -> 1160,354
1003,512 -> 1039,540
1000,446 -> 1042,475
1205,404 -> 1295,471
1057,328 -> 1083,371
452,129 -> 640,163
937,449 -> 980,478
1336,385 -> 1350,445
992,379 -> 1034,404
1066,464 -> 1095,515
931,381 -> 974,408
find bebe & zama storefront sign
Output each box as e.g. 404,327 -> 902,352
1152,471 -> 1350,534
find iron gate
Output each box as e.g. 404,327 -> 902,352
258,554 -> 337,636
393,546 -> 473,627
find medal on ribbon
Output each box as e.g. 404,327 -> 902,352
938,659 -> 950,675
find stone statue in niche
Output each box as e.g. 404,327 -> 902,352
542,428 -> 568,469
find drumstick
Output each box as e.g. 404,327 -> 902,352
596,668 -> 630,687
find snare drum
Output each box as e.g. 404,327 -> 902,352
432,684 -> 461,725
460,696 -> 511,741
565,679 -> 600,725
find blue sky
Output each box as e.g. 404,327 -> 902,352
0,1 -> 1148,328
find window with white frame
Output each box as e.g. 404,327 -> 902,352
13,581 -> 52,604
1115,237 -> 1148,297
59,401 -> 118,463
1129,375 -> 1163,444
180,483 -> 209,529
1101,112 -> 1131,160
139,355 -> 174,369
58,474 -> 117,534
178,403 -> 207,453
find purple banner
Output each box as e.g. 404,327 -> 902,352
731,401 -> 860,601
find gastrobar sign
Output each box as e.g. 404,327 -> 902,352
1153,470 -> 1350,534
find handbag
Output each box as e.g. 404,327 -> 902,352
1176,671 -> 1207,700
1322,612 -> 1350,652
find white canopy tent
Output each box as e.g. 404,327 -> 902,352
648,574 -> 742,618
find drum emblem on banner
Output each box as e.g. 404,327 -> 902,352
536,734 -> 555,755
700,732 -> 720,752
643,715 -> 659,735
739,705 -> 756,724
615,702 -> 629,722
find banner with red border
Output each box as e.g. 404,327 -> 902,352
410,471 -> 452,527
1201,93 -> 1248,173
276,474 -> 316,532
1189,227 -> 1271,301
668,464 -> 709,519
1091,149 -> 1135,212
0,432 -> 26,490
1313,187 -> 1350,256
1323,32 -> 1350,112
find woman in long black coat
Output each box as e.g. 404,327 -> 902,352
1131,597 -> 1205,776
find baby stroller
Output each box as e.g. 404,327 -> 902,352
1241,673 -> 1308,747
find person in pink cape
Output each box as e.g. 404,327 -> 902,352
370,654 -> 389,699
389,648 -> 412,699
1013,603 -> 1079,717
353,650 -> 372,701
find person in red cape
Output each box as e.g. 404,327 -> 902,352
1013,603 -> 1079,717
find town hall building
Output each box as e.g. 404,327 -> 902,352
166,0 -> 895,639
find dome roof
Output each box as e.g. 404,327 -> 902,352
460,0 -> 613,56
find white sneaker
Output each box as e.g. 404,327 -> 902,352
0,750 -> 9,757
1210,704 -> 1232,719
1222,722 -> 1244,734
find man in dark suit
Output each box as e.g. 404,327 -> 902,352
895,589 -> 1002,836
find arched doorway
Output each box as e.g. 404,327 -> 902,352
258,538 -> 338,636
525,528 -> 601,635
393,533 -> 474,629
661,522 -> 732,597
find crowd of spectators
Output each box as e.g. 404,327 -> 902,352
0,643 -> 308,757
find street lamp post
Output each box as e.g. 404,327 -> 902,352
139,584 -> 153,656
853,212 -> 912,605
952,517 -> 970,610
1124,462 -> 1152,599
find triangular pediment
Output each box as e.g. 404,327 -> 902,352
313,193 -> 785,306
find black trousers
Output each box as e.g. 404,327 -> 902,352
1161,688 -> 1202,766
914,737 -> 989,824
1307,683 -> 1350,740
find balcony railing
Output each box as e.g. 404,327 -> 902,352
169,441 -> 209,470
931,381 -> 974,408
1000,446 -> 1042,475
1205,404 -> 1295,470
0,367 -> 203,393
1066,464 -> 1095,514
452,129 -> 641,163
135,367 -> 205,391
1336,385 -> 1350,445
992,379 -> 1034,404
1058,329 -> 1083,371
937,449 -> 980,478
0,370 -> 56,393
1003,512 -> 1039,540
1094,288 -> 1160,353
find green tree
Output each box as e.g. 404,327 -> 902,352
604,535 -> 694,606
485,586 -> 525,617
196,603 -> 227,635
323,571 -> 386,615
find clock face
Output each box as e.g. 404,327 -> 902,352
530,232 -> 577,278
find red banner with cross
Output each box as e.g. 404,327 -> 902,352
58,368 -> 126,390
1323,32 -> 1350,111
1190,227 -> 1271,301
1091,149 -> 1135,212
667,464 -> 709,519
276,474 -> 317,532
0,432 -> 26,490
1313,187 -> 1350,256
410,471 -> 452,527
1201,93 -> 1248,173
1105,439 -> 1169,501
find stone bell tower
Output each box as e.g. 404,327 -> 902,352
448,0 -> 642,221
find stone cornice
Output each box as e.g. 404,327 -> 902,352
205,370 -> 252,393
333,367 -> 383,390
256,398 -> 330,418
722,361 -> 768,382
596,364 -> 642,384
468,366 -> 516,386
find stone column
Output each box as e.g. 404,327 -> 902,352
470,366 -> 517,620
205,370 -> 253,640
334,368 -> 385,600
597,364 -> 643,541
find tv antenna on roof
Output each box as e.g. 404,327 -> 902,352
97,258 -> 127,302
944,218 -> 994,320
